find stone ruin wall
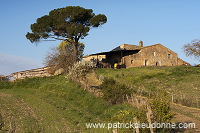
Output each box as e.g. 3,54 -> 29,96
12,67 -> 52,80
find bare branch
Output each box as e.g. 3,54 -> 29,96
183,39 -> 200,61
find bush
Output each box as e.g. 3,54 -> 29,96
100,78 -> 131,105
66,61 -> 96,83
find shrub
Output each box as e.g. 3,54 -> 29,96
66,61 -> 96,83
100,78 -> 131,105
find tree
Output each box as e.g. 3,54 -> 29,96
183,39 -> 200,61
26,6 -> 107,62
58,40 -> 85,61
44,40 -> 84,74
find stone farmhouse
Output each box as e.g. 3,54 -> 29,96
11,41 -> 190,80
83,41 -> 190,68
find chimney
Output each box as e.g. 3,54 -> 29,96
139,41 -> 143,47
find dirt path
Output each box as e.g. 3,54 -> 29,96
171,103 -> 200,133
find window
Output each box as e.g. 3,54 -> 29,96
168,54 -> 171,59
144,60 -> 148,66
155,62 -> 159,66
152,51 -> 156,56
131,60 -> 134,64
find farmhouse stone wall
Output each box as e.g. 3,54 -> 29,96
83,43 -> 190,68
124,44 -> 179,68
177,58 -> 190,66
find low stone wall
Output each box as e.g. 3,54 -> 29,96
11,67 -> 52,80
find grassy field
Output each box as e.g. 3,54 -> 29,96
96,66 -> 200,108
96,66 -> 200,132
0,66 -> 199,132
0,75 -> 140,133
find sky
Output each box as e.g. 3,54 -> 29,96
0,0 -> 200,75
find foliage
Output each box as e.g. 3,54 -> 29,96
66,61 -> 96,83
98,74 -> 174,132
58,40 -> 85,61
110,105 -> 145,123
96,66 -> 200,108
26,6 -> 107,61
100,77 -> 131,105
44,40 -> 84,73
183,39 -> 200,61
0,81 -> 13,89
149,95 -> 174,133
0,76 -> 9,82
150,96 -> 174,123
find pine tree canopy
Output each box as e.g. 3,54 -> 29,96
26,6 -> 107,43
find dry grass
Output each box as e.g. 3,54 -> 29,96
171,103 -> 200,133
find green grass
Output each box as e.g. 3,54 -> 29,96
96,66 -> 200,108
0,75 -> 138,133
0,66 -> 199,132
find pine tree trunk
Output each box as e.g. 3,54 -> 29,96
72,40 -> 78,62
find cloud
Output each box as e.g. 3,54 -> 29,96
0,52 -> 43,75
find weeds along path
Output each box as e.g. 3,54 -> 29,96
0,90 -> 69,132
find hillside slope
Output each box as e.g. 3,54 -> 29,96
97,66 -> 200,108
0,76 -> 114,132
0,66 -> 199,133
96,66 -> 200,132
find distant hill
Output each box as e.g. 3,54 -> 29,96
0,52 -> 42,75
